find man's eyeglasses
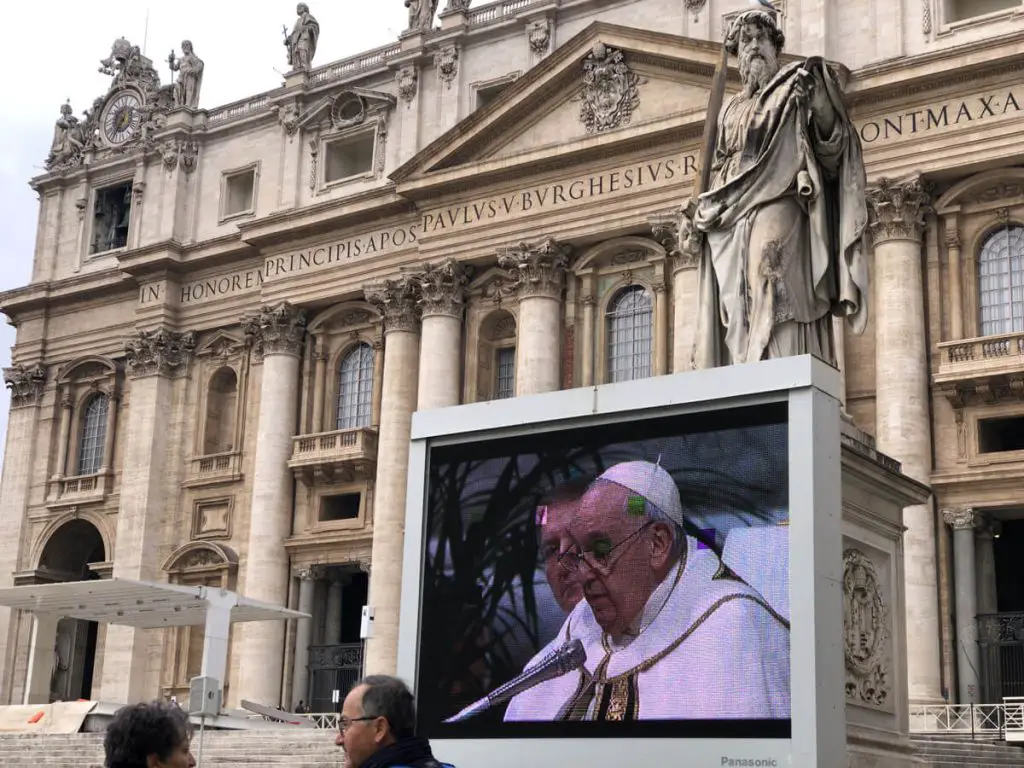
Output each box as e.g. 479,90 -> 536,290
557,522 -> 654,574
337,715 -> 377,733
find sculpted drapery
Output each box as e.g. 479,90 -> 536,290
286,3 -> 320,71
689,10 -> 869,369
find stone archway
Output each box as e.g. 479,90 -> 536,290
37,519 -> 106,702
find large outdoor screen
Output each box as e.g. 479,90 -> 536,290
415,402 -> 791,740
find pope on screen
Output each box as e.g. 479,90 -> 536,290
503,460 -> 790,721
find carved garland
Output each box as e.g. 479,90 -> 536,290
843,548 -> 891,709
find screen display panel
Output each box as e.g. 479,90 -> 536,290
416,402 -> 791,740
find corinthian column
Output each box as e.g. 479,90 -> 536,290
866,176 -> 942,704
416,258 -> 469,410
498,238 -> 570,395
363,277 -> 421,674
102,330 -> 195,704
235,302 -> 306,708
0,363 -> 46,704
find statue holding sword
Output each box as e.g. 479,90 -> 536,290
681,0 -> 869,369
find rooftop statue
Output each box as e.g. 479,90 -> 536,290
404,0 -> 439,32
284,3 -> 320,72
168,40 -> 205,109
682,4 -> 869,369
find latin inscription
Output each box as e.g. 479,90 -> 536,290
857,87 -> 1023,145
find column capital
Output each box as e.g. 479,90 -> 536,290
242,302 -> 307,359
124,329 -> 196,379
497,237 -> 571,299
365,276 -> 421,334
942,506 -> 978,531
866,176 -> 933,245
415,258 -> 471,319
296,564 -> 324,582
3,362 -> 47,409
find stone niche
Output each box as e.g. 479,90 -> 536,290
840,421 -> 929,768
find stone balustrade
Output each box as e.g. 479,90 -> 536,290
183,451 -> 244,488
937,331 -> 1024,380
288,427 -> 378,482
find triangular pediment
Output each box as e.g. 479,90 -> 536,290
195,330 -> 245,358
392,23 -> 736,194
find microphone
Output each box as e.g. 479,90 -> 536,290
443,638 -> 586,723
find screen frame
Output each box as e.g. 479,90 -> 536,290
396,355 -> 845,768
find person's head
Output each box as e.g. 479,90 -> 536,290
336,675 -> 416,768
567,461 -> 685,637
537,476 -> 593,612
726,10 -> 785,96
104,701 -> 195,768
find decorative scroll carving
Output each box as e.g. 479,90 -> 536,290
866,176 -> 932,245
365,276 -> 421,334
498,238 -> 572,299
160,140 -> 180,170
309,643 -> 362,671
416,258 -> 471,318
978,612 -> 1024,644
180,141 -> 199,173
942,507 -> 977,530
843,548 -> 891,709
922,0 -> 932,35
278,103 -> 300,136
241,302 -> 307,359
435,45 -> 459,89
527,19 -> 551,55
124,329 -> 196,378
308,137 -> 319,192
396,66 -> 419,104
684,0 -> 708,18
3,363 -> 47,408
578,44 -> 642,135
492,315 -> 517,340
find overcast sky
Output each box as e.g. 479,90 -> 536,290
0,1 -> 418,477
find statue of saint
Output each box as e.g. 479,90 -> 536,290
685,8 -> 868,369
285,3 -> 320,71
169,40 -> 204,109
45,102 -> 83,169
405,0 -> 439,32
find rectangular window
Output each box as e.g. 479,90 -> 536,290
476,82 -> 510,110
90,181 -> 132,255
495,347 -> 515,400
222,167 -> 257,218
324,131 -> 376,184
320,493 -> 361,523
945,0 -> 1018,23
978,416 -> 1024,454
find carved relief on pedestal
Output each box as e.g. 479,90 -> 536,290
3,363 -> 47,408
416,258 -> 471,318
577,43 -> 643,135
866,176 -> 932,245
843,548 -> 892,709
241,301 -> 308,359
434,45 -> 459,90
365,276 -> 421,334
498,237 -> 572,299
124,329 -> 197,378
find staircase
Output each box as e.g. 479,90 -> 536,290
0,730 -> 341,767
913,735 -> 1024,767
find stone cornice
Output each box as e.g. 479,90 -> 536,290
241,302 -> 307,359
364,276 -> 421,334
3,363 -> 47,409
866,176 -> 932,245
124,329 -> 197,379
415,258 -> 471,319
498,237 -> 572,300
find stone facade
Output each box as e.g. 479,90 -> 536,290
2,0 -> 1024,714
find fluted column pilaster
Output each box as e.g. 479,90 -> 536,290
235,302 -> 306,708
498,237 -> 569,396
867,176 -> 941,704
416,258 -> 469,410
362,277 -> 421,675
942,507 -> 981,704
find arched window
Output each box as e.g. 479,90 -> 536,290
979,225 -> 1024,337
77,394 -> 109,475
606,286 -> 653,383
203,367 -> 238,455
336,343 -> 374,430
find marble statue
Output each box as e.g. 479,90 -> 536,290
46,103 -> 83,170
284,3 -> 320,71
168,40 -> 204,109
405,0 -> 439,32
684,7 -> 869,369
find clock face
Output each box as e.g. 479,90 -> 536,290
102,92 -> 143,144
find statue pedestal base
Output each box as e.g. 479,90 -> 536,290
841,421 -> 929,767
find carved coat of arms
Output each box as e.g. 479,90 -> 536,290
843,549 -> 891,708
578,43 -> 642,134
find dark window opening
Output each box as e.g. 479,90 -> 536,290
320,493 -> 361,522
91,182 -> 132,254
325,133 -> 375,183
476,81 -> 511,110
979,416 -> 1024,454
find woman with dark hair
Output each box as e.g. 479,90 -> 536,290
104,701 -> 195,768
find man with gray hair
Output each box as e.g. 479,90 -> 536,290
504,460 -> 789,721
336,675 -> 455,768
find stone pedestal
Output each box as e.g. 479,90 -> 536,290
498,238 -> 569,395
417,259 -> 469,410
866,177 -> 942,705
840,422 -> 931,767
363,277 -> 421,675
235,303 -> 306,708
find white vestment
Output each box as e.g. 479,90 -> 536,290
504,538 -> 790,721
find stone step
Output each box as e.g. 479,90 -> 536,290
912,736 -> 1024,767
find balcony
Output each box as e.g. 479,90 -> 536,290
182,450 -> 243,488
289,427 -> 378,484
935,331 -> 1024,405
46,471 -> 113,509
